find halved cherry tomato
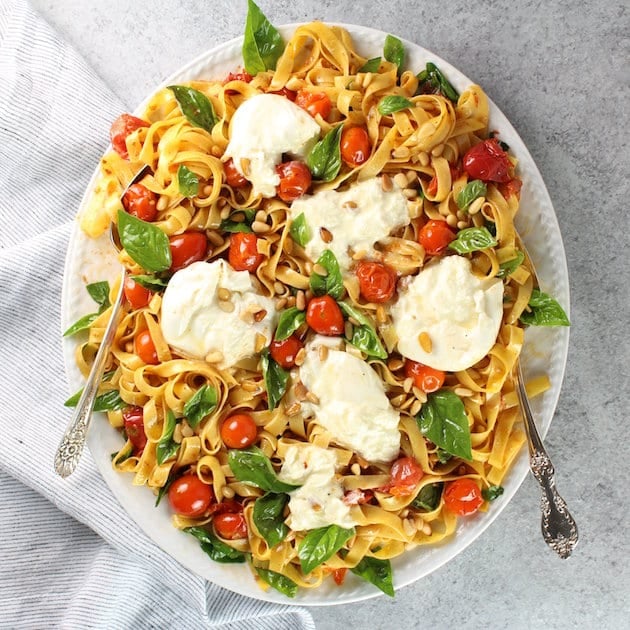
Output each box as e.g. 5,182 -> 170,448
384,456 -> 424,497
404,360 -> 445,393
169,232 -> 207,272
123,276 -> 152,310
462,138 -> 512,183
135,329 -> 159,364
343,489 -> 374,506
110,114 -> 149,160
223,71 -> 253,85
213,512 -> 248,539
276,161 -> 312,203
168,474 -> 214,517
332,568 -> 347,586
418,219 -> 456,256
269,86 -> 297,101
306,295 -> 344,336
295,90 -> 332,119
270,334 -> 303,369
220,413 -> 258,449
340,127 -> 370,167
443,478 -> 483,515
426,165 -> 460,198
498,176 -> 523,200
355,261 -> 397,303
224,158 -> 248,188
228,232 -> 263,272
122,183 -> 158,222
122,406 -> 147,453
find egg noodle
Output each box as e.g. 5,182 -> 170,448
74,20 -> 551,596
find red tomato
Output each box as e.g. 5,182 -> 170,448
135,329 -> 159,365
295,90 -> 332,119
122,406 -> 147,453
340,127 -> 370,167
343,489 -> 374,506
306,295 -> 344,336
385,456 -> 424,497
276,161 -> 312,203
110,114 -> 149,160
332,568 -> 347,586
498,176 -> 523,200
224,158 -> 248,188
228,232 -> 263,272
462,138 -> 512,183
168,474 -> 214,517
208,499 -> 243,515
213,512 -> 248,539
270,334 -> 303,369
426,175 -> 438,197
269,86 -> 297,101
220,413 -> 258,449
122,183 -> 158,222
444,478 -> 484,515
223,71 -> 253,84
418,219 -> 456,256
404,360 -> 446,393
169,232 -> 207,272
355,261 -> 397,303
123,276 -> 152,310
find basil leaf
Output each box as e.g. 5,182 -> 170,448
155,471 -> 179,507
456,180 -> 487,211
350,556 -> 394,597
64,388 -> 125,412
289,212 -> 311,247
411,482 -> 443,511
168,85 -> 218,132
497,251 -> 525,279
486,220 -> 497,237
298,525 -> 355,574
184,384 -> 218,429
63,312 -> 98,337
117,209 -> 172,273
177,164 -> 199,198
185,526 -> 246,563
220,209 -> 256,234
378,95 -> 414,115
358,57 -> 381,73
156,410 -> 179,465
482,485 -> 504,501
448,226 -> 498,254
261,348 -> 289,410
129,274 -> 169,292
275,307 -> 306,341
307,124 -> 342,182
436,448 -> 452,464
228,446 -> 299,493
519,288 -> 570,327
255,567 -> 298,597
417,389 -> 472,461
242,0 -> 284,75
309,250 -> 343,299
338,302 -> 387,360
383,34 -> 405,75
417,62 -> 459,102
253,493 -> 289,547
86,281 -> 110,312
64,370 -> 116,407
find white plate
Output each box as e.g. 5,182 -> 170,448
61,23 -> 570,605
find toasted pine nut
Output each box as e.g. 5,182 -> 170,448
274,281 -> 285,294
285,402 -> 302,416
318,344 -> 329,361
220,205 -> 231,220
381,174 -> 393,191
422,522 -> 432,536
351,249 -> 367,260
402,518 -> 417,537
218,300 -> 235,313
207,231 -> 225,247
394,173 -> 408,189
222,486 -> 236,499
294,348 -> 307,367
376,305 -> 387,324
387,358 -> 404,371
255,210 -> 267,223
203,184 -> 212,196
446,213 -> 458,227
418,151 -> 430,166
252,220 -> 270,233
351,463 -> 361,475
406,170 -> 418,184
205,350 -> 224,363
156,196 -> 168,211
344,321 -> 354,339
403,187 -> 417,199
390,393 -> 406,407
305,391 -> 320,404
253,309 -> 267,323
295,290 -> 306,311
454,386 -> 473,397
392,145 -> 411,159
294,380 -> 307,400
255,333 -> 266,353
457,220 -> 468,230
320,227 -> 333,243
410,399 -> 423,416
343,200 -> 357,210
419,331 -> 432,353
412,387 -> 428,403
275,297 -> 287,311
240,157 -> 251,175
241,380 -> 260,392
403,377 -> 413,393
286,295 -> 296,307
181,421 -> 194,438
456,210 -> 466,220
468,197 -> 485,215
431,143 -> 444,157
217,288 -> 231,301
312,263 -> 328,277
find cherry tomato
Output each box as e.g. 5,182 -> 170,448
404,360 -> 446,393
123,276 -> 152,310
228,232 -> 263,272
213,512 -> 248,539
355,261 -> 397,303
418,219 -> 456,256
342,489 -> 374,505
169,232 -> 207,272
110,114 -> 149,160
340,126 -> 370,167
122,406 -> 147,453
209,499 -> 243,515
295,90 -> 332,119
385,456 -> 424,497
223,71 -> 253,84
426,175 -> 438,197
270,334 -> 303,369
276,161 -> 312,203
135,329 -> 159,365
306,295 -> 344,336
269,86 -> 297,101
122,183 -> 158,222
498,176 -> 523,200
168,474 -> 214,517
444,478 -> 484,516
220,413 -> 258,449
224,158 -> 248,188
332,568 -> 347,586
462,138 -> 512,183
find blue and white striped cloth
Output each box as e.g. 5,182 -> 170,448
0,1 -> 314,627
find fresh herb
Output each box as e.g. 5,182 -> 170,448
184,384 -> 218,429
155,471 -> 179,507
63,281 -> 111,336
482,485 -> 504,501
489,131 -> 510,152
63,312 -> 99,337
417,389 -> 472,461
260,348 -> 289,410
486,220 -> 497,237
416,62 -> 459,102
219,209 -> 256,234
177,165 -> 199,198
436,448 -> 452,464
383,34 -> 405,75
185,526 -> 246,563
448,226 -> 498,254
519,288 -> 570,327
358,57 -> 381,73
64,370 -> 116,406
309,250 -> 344,299
128,274 -> 169,292
168,85 -> 218,133
298,525 -> 355,575
497,251 -> 525,279
64,388 -> 125,412
338,302 -> 387,359
307,124 -> 343,182
242,0 -> 284,75
117,209 -> 172,273
255,567 -> 298,597
350,556 -> 394,597
377,95 -> 414,116
456,180 -> 487,211
411,483 -> 443,511
253,493 -> 289,547
228,446 -> 299,493
274,307 -> 306,341
156,410 -> 179,465
289,212 -> 311,247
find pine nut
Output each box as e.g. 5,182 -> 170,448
285,402 -> 302,416
410,399 -> 423,416
294,349 -> 306,368
274,281 -> 285,295
468,197 -> 485,215
222,486 -> 236,499
412,387 -> 428,403
240,157 -> 251,175
205,350 -> 224,363
422,522 -> 432,536
252,220 -> 270,233
156,196 -> 168,211
431,143 -> 444,157
343,200 -> 357,210
295,291 -> 306,311
294,380 -> 307,399
181,421 -> 194,438
387,358 -> 404,371
392,145 -> 411,159
391,394 -> 405,407
446,213 -> 458,227
403,187 -> 417,199
173,424 -> 183,444
419,331 -> 432,353
406,170 -> 418,184
305,391 -> 320,404
275,297 -> 287,311
241,380 -> 260,392
351,249 -> 367,260
255,333 -> 266,353
312,263 -> 328,277
394,173 -> 408,189
418,151 -> 430,166
218,300 -> 235,313
220,205 -> 231,220
217,288 -> 231,301
318,344 -> 329,361
207,231 -> 224,247
203,184 -> 213,196
351,463 -> 361,475
457,220 -> 468,230
286,295 -> 296,307
253,309 -> 268,323
320,227 -> 333,243
211,146 -> 222,158
403,377 -> 413,393
454,386 -> 473,397
376,305 -> 387,324
456,210 -> 466,220
402,518 -> 417,537
255,210 -> 267,222
344,321 -> 354,339
381,174 -> 393,191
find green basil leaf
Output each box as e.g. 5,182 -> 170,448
228,446 -> 299,493
417,62 -> 459,102
155,471 -> 180,507
168,85 -> 218,132
482,485 -> 504,501
86,281 -> 111,311
411,482 -> 443,511
117,209 -> 172,273
128,274 -> 169,292
253,493 -> 289,547
156,410 -> 179,465
486,220 -> 497,237
309,250 -> 343,299
220,209 -> 256,234
64,388 -> 125,412
242,0 -> 284,75
338,302 -> 387,360
377,95 -> 414,115
184,384 -> 218,429
436,448 -> 452,464
275,307 -> 306,341
177,165 -> 199,198
298,525 -> 355,574
519,288 -> 570,327
289,212 -> 311,247
383,34 -> 405,76
497,251 -> 525,279
255,567 -> 298,597
63,312 -> 98,337
417,389 -> 472,461
358,57 -> 381,73
448,226 -> 498,254
185,526 -> 246,563
307,124 -> 342,182
456,180 -> 487,211
64,370 -> 116,407
261,348 -> 289,411
350,556 -> 394,597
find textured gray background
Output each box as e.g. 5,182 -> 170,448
31,0 -> 629,628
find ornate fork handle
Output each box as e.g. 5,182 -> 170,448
516,362 -> 578,558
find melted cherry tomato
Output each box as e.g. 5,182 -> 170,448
276,161 -> 312,203
404,360 -> 446,393
306,295 -> 344,336
110,114 -> 149,160
462,138 -> 512,183
223,71 -> 253,84
444,478 -> 484,516
123,276 -> 152,310
498,176 -> 523,200
168,474 -> 214,517
384,456 -> 424,497
220,413 -> 258,449
213,512 -> 248,539
224,158 -> 248,188
135,329 -> 159,364
228,232 -> 263,272
122,406 -> 147,453
295,90 -> 332,119
332,568 -> 347,586
270,334 -> 303,369
426,175 -> 438,197
169,232 -> 207,272
355,261 -> 397,303
122,183 -> 158,222
418,219 -> 456,256
268,86 -> 297,101
340,127 -> 370,167
209,499 -> 243,515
